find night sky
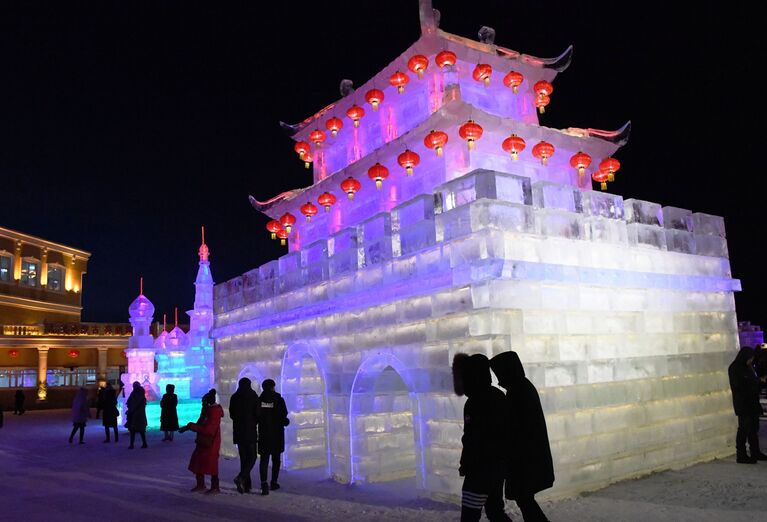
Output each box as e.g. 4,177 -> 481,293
1,1 -> 763,326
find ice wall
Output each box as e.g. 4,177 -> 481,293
214,167 -> 739,499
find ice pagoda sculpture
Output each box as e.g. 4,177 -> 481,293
213,0 -> 740,499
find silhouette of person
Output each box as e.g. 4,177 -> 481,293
453,353 -> 511,522
160,384 -> 179,441
69,387 -> 91,444
95,385 -> 105,419
257,379 -> 289,495
13,389 -> 25,415
229,377 -> 259,494
490,351 -> 553,522
125,381 -> 148,449
186,390 -> 224,494
728,346 -> 766,463
101,383 -> 119,443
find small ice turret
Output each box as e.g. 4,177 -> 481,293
121,278 -> 159,400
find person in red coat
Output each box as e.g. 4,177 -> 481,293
186,390 -> 224,494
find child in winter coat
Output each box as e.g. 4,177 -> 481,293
69,388 -> 91,444
160,384 -> 179,441
257,379 -> 289,495
186,390 -> 224,494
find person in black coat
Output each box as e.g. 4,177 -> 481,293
96,386 -> 105,419
257,379 -> 289,495
125,381 -> 148,449
229,377 -> 259,494
14,389 -> 25,415
453,353 -> 511,522
101,383 -> 120,443
728,346 -> 766,463
160,384 -> 179,441
490,351 -> 553,522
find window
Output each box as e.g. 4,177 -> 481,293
0,254 -> 11,282
47,265 -> 64,291
0,369 -> 36,388
20,259 -> 39,287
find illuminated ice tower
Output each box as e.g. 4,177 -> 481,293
121,279 -> 159,400
186,227 -> 215,397
214,0 -> 740,500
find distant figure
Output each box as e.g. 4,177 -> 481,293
13,389 -> 25,415
186,390 -> 224,494
95,385 -> 105,419
229,377 -> 259,494
490,351 -> 554,522
728,347 -> 766,463
453,353 -> 510,522
160,384 -> 179,441
125,381 -> 148,449
257,379 -> 289,495
102,383 -> 119,443
0,405 -> 4,428
69,387 -> 91,444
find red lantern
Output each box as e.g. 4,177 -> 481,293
459,120 -> 484,150
346,105 -> 365,128
309,129 -> 326,147
534,80 -> 554,97
592,169 -> 609,191
276,229 -> 289,246
8,349 -> 19,359
367,163 -> 390,189
294,141 -> 310,158
389,71 -> 410,94
325,117 -> 343,137
472,63 -> 492,86
340,177 -> 362,200
502,134 -> 526,160
302,151 -> 313,169
503,71 -> 524,93
599,157 -> 621,182
300,202 -> 319,222
532,141 -> 555,166
535,94 -> 550,114
317,192 -> 337,212
365,89 -> 385,111
279,212 -> 297,234
397,149 -> 420,176
569,151 -> 592,177
67,349 -> 80,359
266,220 -> 282,240
424,130 -> 448,157
436,50 -> 457,68
407,55 -> 429,79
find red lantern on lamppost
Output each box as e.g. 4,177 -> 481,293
397,149 -> 420,176
300,202 -> 319,222
423,130 -> 448,157
365,89 -> 385,111
569,151 -> 592,177
325,117 -> 343,137
459,120 -> 484,150
503,71 -> 524,93
389,70 -> 410,94
346,105 -> 365,127
472,63 -> 492,86
532,141 -> 555,166
279,212 -> 297,234
367,163 -> 390,189
318,192 -> 336,212
436,50 -> 457,67
407,55 -> 429,79
266,220 -> 282,240
599,157 -> 621,182
340,177 -> 362,200
502,134 -> 526,160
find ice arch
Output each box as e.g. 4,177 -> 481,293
236,364 -> 265,395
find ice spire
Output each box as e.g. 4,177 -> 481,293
199,226 -> 209,262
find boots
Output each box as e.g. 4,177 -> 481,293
206,476 -> 220,495
261,481 -> 269,496
191,474 -> 206,492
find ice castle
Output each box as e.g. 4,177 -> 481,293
120,230 -> 215,427
213,0 -> 740,499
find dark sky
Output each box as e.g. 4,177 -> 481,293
1,1 -> 764,326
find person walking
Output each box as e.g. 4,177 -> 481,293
13,389 -> 25,415
69,387 -> 91,444
186,390 -> 224,494
490,351 -> 554,522
125,381 -> 148,449
728,346 -> 766,463
95,385 -> 105,419
257,379 -> 289,495
102,383 -> 119,443
453,353 -> 511,522
160,384 -> 179,442
229,377 -> 259,494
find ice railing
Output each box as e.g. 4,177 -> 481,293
216,168 -> 730,317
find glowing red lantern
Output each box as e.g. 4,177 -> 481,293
300,202 -> 319,222
535,95 -> 550,114
569,151 -> 592,177
276,229 -> 289,246
67,349 -> 80,359
534,80 -> 554,97
325,117 -> 343,137
532,141 -> 555,166
599,157 -> 621,182
365,89 -> 385,111
294,141 -> 310,158
301,151 -> 313,169
592,169 -> 609,191
503,71 -> 524,93
317,192 -> 336,212
309,129 -> 326,147
407,55 -> 429,79
279,212 -> 297,234
389,71 -> 410,94
502,134 -> 526,160
367,163 -> 390,189
472,63 -> 492,86
397,149 -> 420,176
424,130 -> 448,157
346,105 -> 365,127
436,50 -> 457,68
340,177 -> 362,200
266,220 -> 282,240
459,120 -> 484,150
8,349 -> 19,359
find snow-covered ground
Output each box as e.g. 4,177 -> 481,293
1,410 -> 766,521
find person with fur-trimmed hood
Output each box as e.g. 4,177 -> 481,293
453,353 -> 511,522
490,351 -> 553,522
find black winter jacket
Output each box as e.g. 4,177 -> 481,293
229,381 -> 259,445
257,390 -> 289,455
729,347 -> 762,417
